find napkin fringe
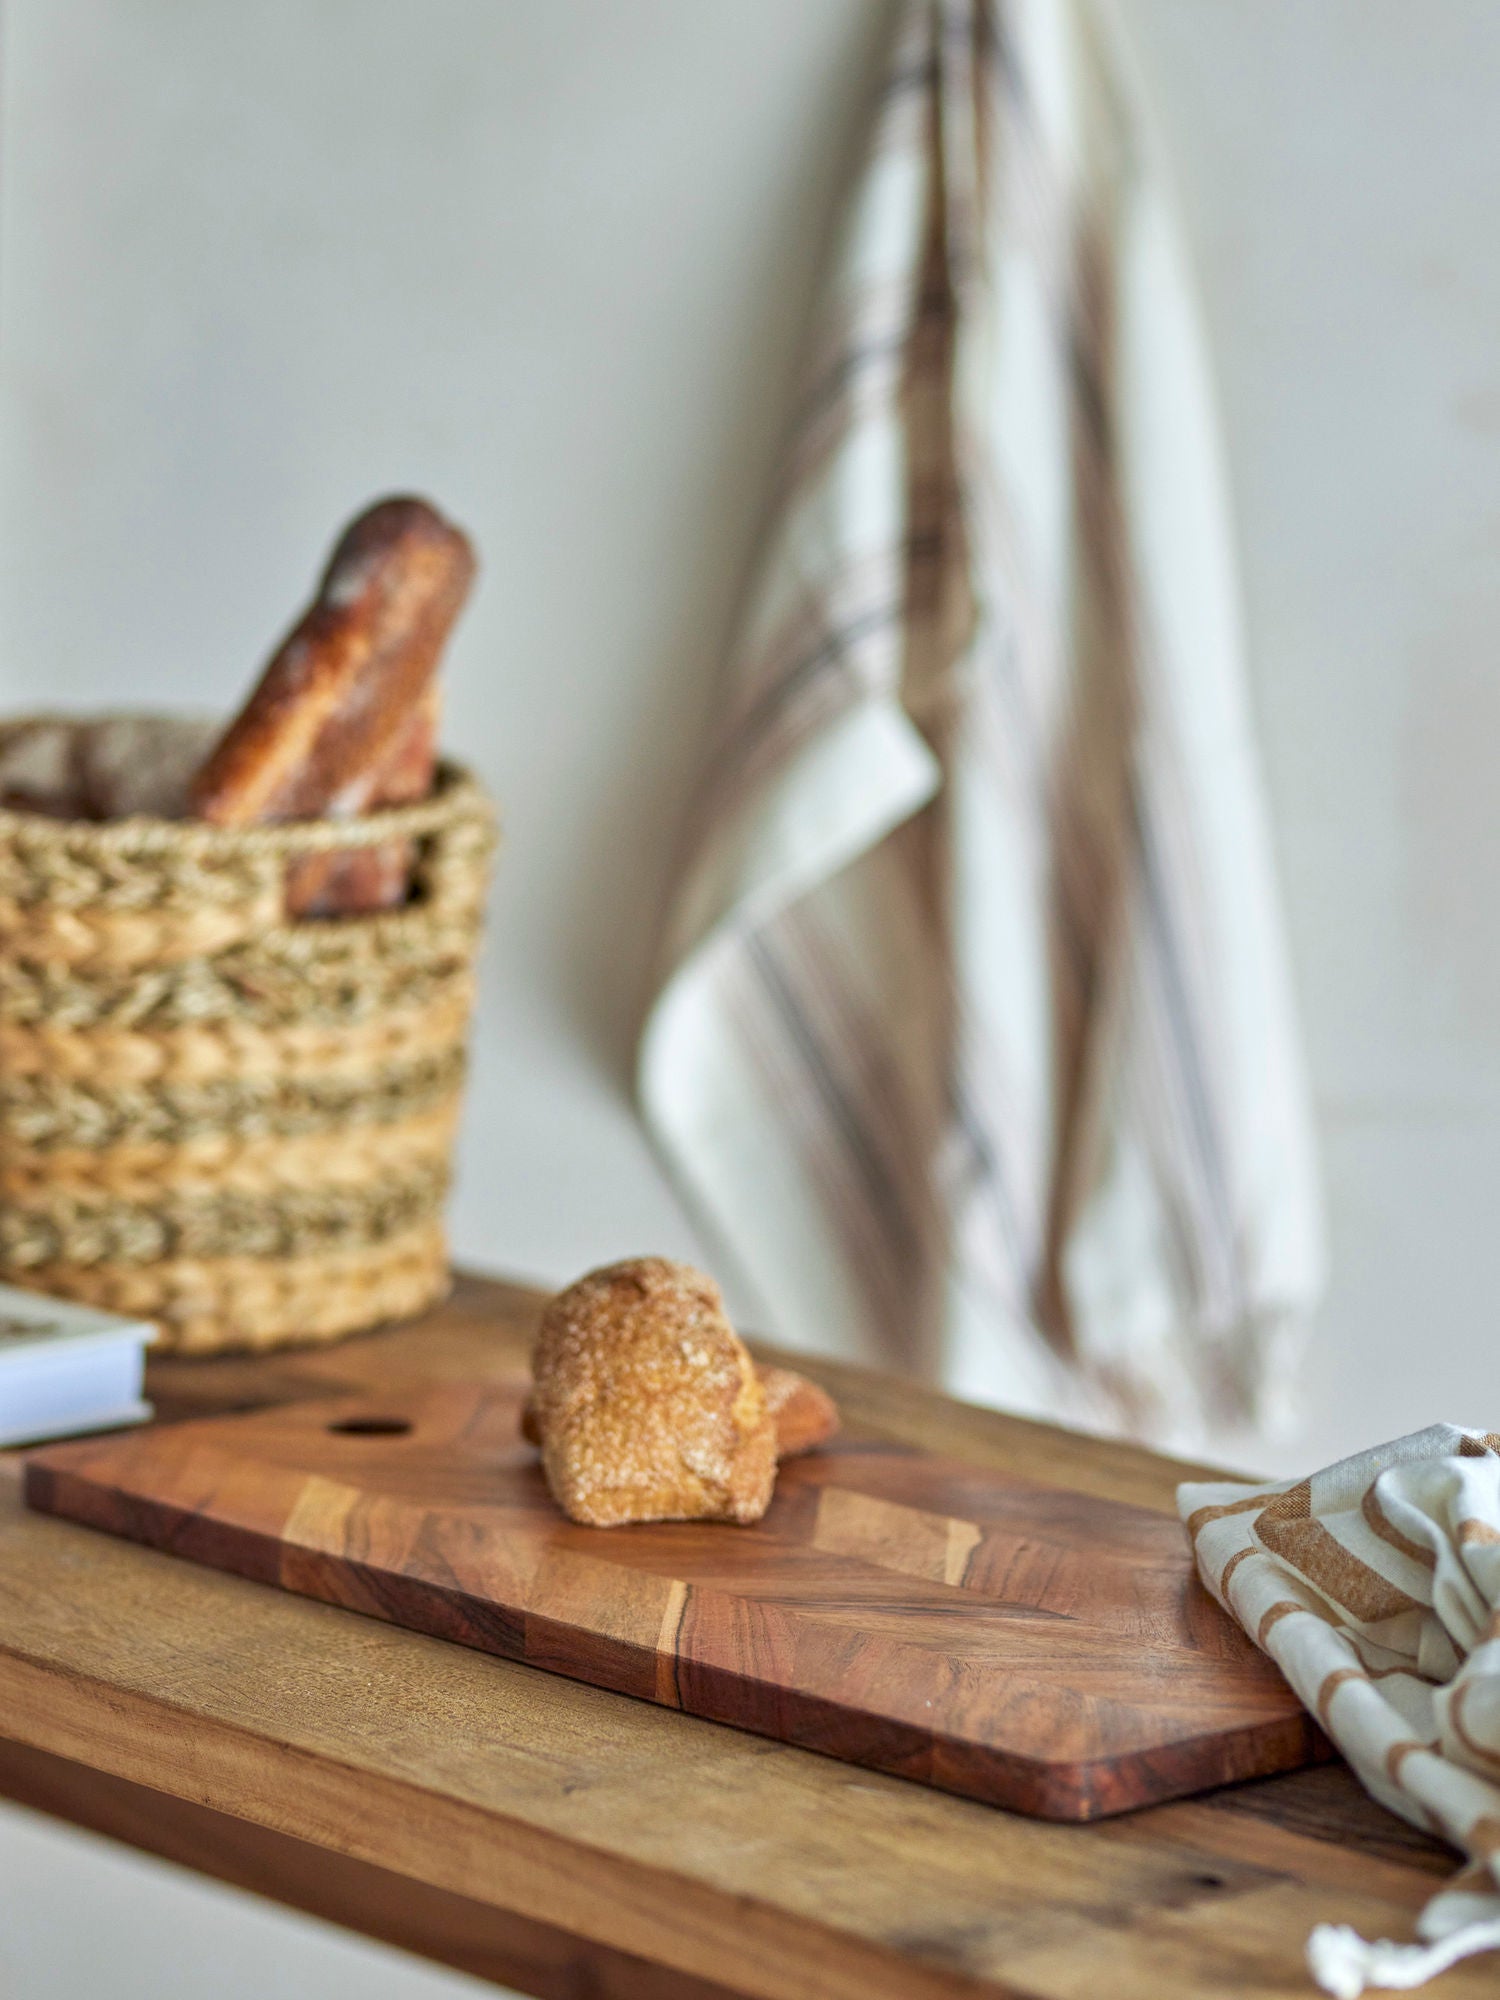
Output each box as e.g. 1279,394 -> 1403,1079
1308,1916 -> 1500,1995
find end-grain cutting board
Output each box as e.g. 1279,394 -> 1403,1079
24,1380 -> 1322,1819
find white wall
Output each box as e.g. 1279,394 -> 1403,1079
0,0 -> 899,1317
1126,0 -> 1500,1470
3,0 -> 1500,1990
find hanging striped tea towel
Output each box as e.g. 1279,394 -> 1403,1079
640,0 -> 1322,1444
1182,1427 -> 1500,1995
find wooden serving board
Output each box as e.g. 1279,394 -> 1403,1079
24,1378 -> 1323,1820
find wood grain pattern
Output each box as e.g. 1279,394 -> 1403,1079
0,1275 -> 1478,2000
24,1378 -> 1320,1821
0,1739 -> 741,2000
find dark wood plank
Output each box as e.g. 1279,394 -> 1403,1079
25,1372 -> 1324,1821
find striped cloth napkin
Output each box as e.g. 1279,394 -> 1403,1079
1181,1428 -> 1500,1996
640,0 -> 1322,1443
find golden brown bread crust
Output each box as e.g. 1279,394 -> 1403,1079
190,496 -> 474,913
530,1257 -> 777,1527
757,1365 -> 840,1456
520,1360 -> 838,1461
191,496 -> 473,823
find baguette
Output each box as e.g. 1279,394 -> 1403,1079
190,496 -> 475,914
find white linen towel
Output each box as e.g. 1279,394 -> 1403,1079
1182,1427 -> 1500,1995
640,0 -> 1322,1442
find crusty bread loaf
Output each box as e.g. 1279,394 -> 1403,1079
520,1359 -> 838,1461
530,1258 -> 778,1527
0,720 -> 79,817
190,496 -> 474,914
0,716 -> 217,821
284,685 -> 440,918
757,1364 -> 840,1457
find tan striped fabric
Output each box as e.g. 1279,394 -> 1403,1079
1181,1427 -> 1500,1995
640,0 -> 1322,1441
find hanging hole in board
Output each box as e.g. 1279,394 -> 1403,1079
328,1415 -> 412,1437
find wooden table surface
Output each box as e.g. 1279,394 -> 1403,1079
0,1273 -> 1482,1999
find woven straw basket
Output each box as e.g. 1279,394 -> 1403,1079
0,724 -> 496,1355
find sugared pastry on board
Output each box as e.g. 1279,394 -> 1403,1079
190,495 -> 474,915
529,1257 -> 778,1527
520,1359 -> 839,1460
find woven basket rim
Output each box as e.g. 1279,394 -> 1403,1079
0,714 -> 493,857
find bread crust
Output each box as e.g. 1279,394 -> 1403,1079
285,685 -> 439,917
0,716 -> 217,821
520,1360 -> 838,1461
530,1257 -> 777,1527
189,496 -> 474,914
757,1365 -> 840,1457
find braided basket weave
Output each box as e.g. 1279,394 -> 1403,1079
0,726 -> 496,1354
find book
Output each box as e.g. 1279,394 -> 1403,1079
0,1284 -> 153,1448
